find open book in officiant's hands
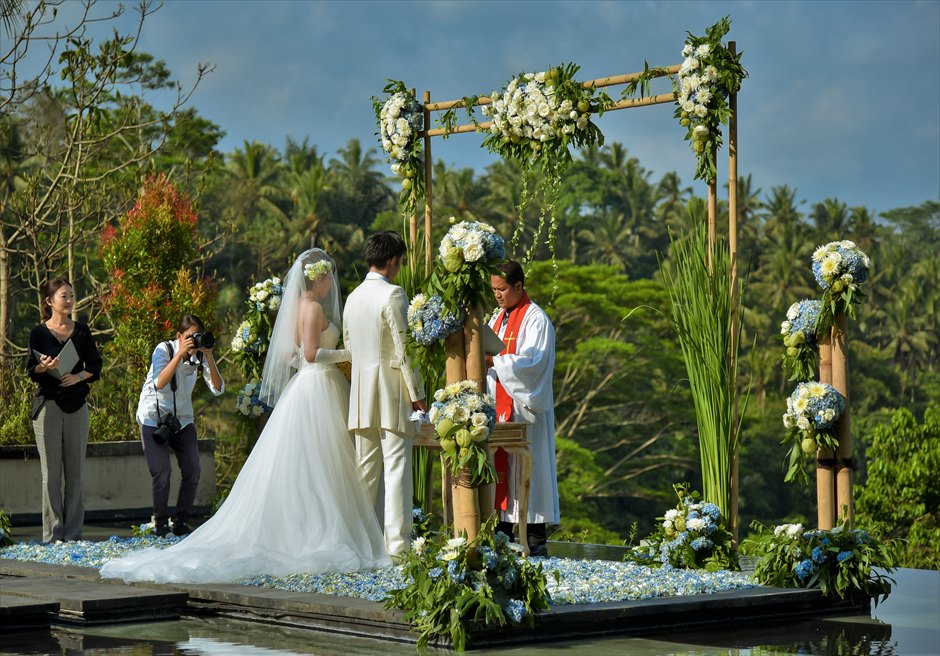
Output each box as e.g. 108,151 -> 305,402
482,323 -> 506,356
33,338 -> 79,379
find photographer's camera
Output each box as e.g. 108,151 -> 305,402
191,332 -> 215,349
153,413 -> 182,445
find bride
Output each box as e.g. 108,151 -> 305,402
100,249 -> 390,583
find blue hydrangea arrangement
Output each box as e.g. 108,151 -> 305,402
811,240 -> 870,333
407,293 -> 464,345
385,515 -> 551,651
626,483 -> 737,571
780,299 -> 822,381
782,381 -> 846,484
744,522 -> 896,603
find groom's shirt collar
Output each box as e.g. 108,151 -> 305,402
365,271 -> 389,282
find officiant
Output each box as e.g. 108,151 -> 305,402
26,277 -> 102,543
485,261 -> 559,557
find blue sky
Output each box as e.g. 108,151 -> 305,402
57,1 -> 940,215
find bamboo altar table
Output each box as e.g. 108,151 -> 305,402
415,422 -> 531,553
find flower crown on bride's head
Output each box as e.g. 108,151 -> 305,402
303,260 -> 333,282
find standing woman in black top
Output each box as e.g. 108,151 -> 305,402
26,278 -> 102,542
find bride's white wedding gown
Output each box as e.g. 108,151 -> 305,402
100,323 -> 391,583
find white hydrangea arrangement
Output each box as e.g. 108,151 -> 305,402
429,380 -> 497,485
438,219 -> 505,273
811,240 -> 871,333
782,381 -> 846,484
780,299 -> 822,381
373,80 -> 424,214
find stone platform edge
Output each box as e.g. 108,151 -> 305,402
0,558 -> 872,649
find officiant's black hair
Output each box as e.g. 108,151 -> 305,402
42,277 -> 73,319
497,261 -> 525,287
365,230 -> 406,267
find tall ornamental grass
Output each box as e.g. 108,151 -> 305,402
660,202 -> 748,524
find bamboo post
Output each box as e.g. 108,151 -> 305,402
727,40 -> 739,542
423,90 -> 433,276
707,177 -> 717,271
832,313 -> 853,527
464,305 -> 486,392
816,332 -> 836,530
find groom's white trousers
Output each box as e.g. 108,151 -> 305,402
355,427 -> 413,557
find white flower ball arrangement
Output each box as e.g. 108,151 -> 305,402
811,240 -> 870,293
248,276 -> 282,313
782,381 -> 846,483
429,380 -> 497,484
438,219 -> 505,273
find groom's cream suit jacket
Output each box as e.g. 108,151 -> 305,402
344,273 -> 423,433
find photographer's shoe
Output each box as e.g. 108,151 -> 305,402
171,521 -> 193,536
154,522 -> 171,538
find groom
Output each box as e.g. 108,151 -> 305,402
344,231 -> 426,556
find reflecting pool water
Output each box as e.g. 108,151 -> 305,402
2,568 -> 937,655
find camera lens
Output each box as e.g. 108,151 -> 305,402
193,332 -> 215,349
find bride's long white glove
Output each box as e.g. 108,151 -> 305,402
314,348 -> 351,364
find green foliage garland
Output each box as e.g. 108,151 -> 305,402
0,509 -> 14,547
385,516 -> 551,651
479,63 -> 612,261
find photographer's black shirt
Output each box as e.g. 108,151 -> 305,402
27,322 -> 102,413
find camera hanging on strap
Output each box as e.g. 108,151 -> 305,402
152,340 -> 183,445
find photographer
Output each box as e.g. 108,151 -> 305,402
136,315 -> 224,537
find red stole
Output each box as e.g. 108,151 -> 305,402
492,292 -> 531,511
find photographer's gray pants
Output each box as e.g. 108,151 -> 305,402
140,422 -> 201,524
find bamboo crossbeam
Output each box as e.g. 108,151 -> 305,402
423,64 -> 681,112
423,92 -> 676,139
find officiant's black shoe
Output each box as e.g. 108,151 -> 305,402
528,542 -> 549,558
154,522 -> 171,538
171,520 -> 193,536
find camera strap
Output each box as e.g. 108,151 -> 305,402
153,340 -> 179,422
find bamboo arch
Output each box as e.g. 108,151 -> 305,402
401,43 -> 851,537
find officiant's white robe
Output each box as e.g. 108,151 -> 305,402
486,302 -> 560,524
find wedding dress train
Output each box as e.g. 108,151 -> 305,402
100,323 -> 390,583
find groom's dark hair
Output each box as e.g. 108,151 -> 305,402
365,231 -> 407,268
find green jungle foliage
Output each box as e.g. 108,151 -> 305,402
2,6 -> 938,551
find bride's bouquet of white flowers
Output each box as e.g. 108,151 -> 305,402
782,381 -> 846,484
429,380 -> 497,485
235,380 -> 269,419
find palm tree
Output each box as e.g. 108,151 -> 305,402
326,138 -> 392,230
577,209 -> 634,272
810,198 -> 849,243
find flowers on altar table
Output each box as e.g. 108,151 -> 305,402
782,381 -> 845,484
235,380 -> 269,419
811,240 -> 870,331
429,380 -> 497,486
385,515 -> 551,651
247,276 -> 282,313
780,299 -> 822,381
407,293 -> 464,345
625,483 -> 737,571
672,17 -> 747,183
743,521 -> 897,603
373,80 -> 424,214
439,219 -> 505,273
